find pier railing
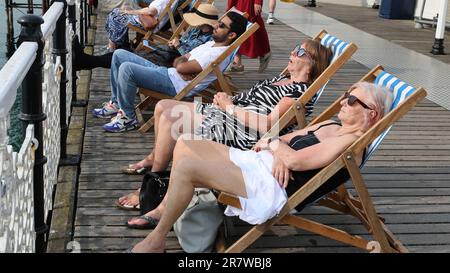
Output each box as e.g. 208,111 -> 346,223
0,0 -> 91,253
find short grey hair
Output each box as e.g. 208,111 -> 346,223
349,81 -> 393,121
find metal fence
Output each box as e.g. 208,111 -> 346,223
0,0 -> 91,253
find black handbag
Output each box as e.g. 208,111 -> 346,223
139,171 -> 170,215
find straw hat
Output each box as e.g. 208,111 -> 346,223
183,4 -> 219,27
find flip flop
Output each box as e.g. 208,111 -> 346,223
121,164 -> 148,175
126,215 -> 159,230
115,199 -> 140,211
124,247 -> 134,253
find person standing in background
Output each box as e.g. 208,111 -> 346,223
228,0 -> 272,73
267,0 -> 276,24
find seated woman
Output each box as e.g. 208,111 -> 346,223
119,40 -> 333,224
74,4 -> 217,70
128,81 -> 393,252
105,0 -> 182,50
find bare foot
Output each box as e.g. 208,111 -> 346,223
118,189 -> 140,207
131,233 -> 165,253
130,157 -> 153,170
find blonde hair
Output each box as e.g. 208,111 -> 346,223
348,81 -> 393,128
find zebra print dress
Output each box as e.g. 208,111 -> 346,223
195,75 -> 313,150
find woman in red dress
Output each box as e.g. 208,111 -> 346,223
228,0 -> 272,72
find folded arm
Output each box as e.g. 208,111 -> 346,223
173,54 -> 203,81
213,94 -> 296,134
271,133 -> 359,171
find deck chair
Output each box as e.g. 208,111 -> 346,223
261,30 -> 357,140
135,21 -> 260,133
128,0 -> 190,50
217,65 -> 427,253
160,0 -> 215,45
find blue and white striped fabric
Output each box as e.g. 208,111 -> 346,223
361,70 -> 417,167
313,33 -> 351,104
320,33 -> 350,63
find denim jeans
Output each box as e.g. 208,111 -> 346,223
110,49 -> 177,117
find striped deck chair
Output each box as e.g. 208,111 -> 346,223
135,21 -> 260,133
160,0 -> 215,45
261,30 -> 357,139
128,0 -> 191,50
217,65 -> 427,253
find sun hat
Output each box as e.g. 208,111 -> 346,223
183,4 -> 219,27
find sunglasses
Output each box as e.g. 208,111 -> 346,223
218,21 -> 230,29
293,45 -> 311,59
343,92 -> 373,110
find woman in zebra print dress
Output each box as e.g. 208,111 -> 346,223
118,39 -> 333,214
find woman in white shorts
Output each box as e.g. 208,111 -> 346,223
128,81 -> 392,252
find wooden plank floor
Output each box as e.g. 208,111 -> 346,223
294,0 -> 450,65
73,3 -> 450,253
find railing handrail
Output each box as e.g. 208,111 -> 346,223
42,2 -> 64,40
0,42 -> 38,119
0,1 -> 66,119
0,0 -> 85,253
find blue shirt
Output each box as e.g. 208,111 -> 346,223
178,27 -> 213,55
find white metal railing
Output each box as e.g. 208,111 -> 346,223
0,1 -> 80,253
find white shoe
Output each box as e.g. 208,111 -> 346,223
266,16 -> 274,25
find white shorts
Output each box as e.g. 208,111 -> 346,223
225,148 -> 288,225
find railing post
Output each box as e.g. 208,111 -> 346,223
17,14 -> 48,253
79,0 -> 85,47
68,0 -> 87,107
83,0 -> 89,45
53,0 -> 80,166
431,0 -> 447,55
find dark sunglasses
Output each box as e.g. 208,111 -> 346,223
343,92 -> 373,110
218,21 -> 230,29
293,45 -> 311,59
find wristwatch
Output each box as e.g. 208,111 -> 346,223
226,105 -> 237,116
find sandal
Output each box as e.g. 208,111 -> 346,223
121,164 -> 148,175
126,215 -> 159,230
229,63 -> 245,73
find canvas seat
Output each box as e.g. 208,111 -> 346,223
262,30 -> 357,138
127,0 -> 194,49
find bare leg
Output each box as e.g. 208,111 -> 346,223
233,53 -> 243,67
269,0 -> 276,13
124,100 -> 200,217
131,138 -> 247,252
108,40 -> 116,51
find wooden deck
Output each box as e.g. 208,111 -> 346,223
73,3 -> 450,253
295,0 -> 450,65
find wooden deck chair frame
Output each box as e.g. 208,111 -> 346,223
216,65 -> 427,253
128,0 -> 188,49
160,0 -> 215,45
135,21 -> 260,133
261,30 -> 357,140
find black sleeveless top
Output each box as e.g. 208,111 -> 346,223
284,122 -> 365,212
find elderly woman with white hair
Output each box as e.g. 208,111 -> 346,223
128,81 -> 393,252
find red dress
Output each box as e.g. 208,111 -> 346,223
228,0 -> 271,58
